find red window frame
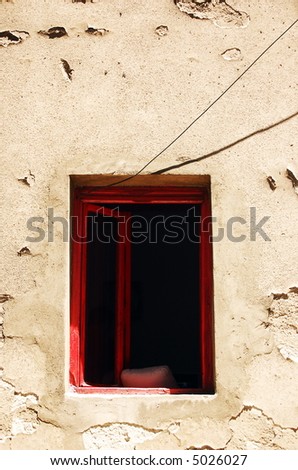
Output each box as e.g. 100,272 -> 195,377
70,185 -> 214,394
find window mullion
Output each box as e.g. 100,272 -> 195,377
123,213 -> 132,370
114,215 -> 127,385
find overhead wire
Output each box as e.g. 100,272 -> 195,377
106,19 -> 297,187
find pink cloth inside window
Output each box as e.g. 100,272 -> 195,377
121,365 -> 177,388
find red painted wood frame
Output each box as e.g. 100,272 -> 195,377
70,186 -> 214,394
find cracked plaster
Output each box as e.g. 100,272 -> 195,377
83,423 -> 160,450
268,288 -> 298,362
174,0 -> 250,28
0,371 -> 39,443
227,406 -> 298,450
1,0 -> 297,451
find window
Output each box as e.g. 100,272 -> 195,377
70,180 -> 214,394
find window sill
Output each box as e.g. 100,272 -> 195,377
71,386 -> 213,395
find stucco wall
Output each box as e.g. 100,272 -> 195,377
1,0 -> 297,450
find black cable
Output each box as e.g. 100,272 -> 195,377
106,18 -> 297,187
152,111 -> 298,174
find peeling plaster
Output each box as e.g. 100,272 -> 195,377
0,371 -> 39,442
0,295 -> 13,346
136,430 -> 181,450
221,48 -> 242,61
174,418 -> 232,450
0,295 -> 13,303
174,0 -> 250,28
155,25 -> 169,37
268,288 -> 298,362
187,444 -> 216,449
10,420 -> 68,450
17,246 -> 31,257
266,176 -> 277,191
83,421 -> 205,450
290,287 -> 298,294
83,423 -> 160,450
38,27 -> 68,39
0,305 -> 5,346
85,27 -> 110,36
286,168 -> 298,195
60,59 -> 73,81
0,30 -> 29,47
228,406 -> 298,450
18,170 -> 35,187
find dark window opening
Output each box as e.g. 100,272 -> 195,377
84,204 -> 201,389
70,185 -> 214,394
85,215 -> 117,385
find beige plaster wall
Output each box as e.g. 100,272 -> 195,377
0,0 -> 297,450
